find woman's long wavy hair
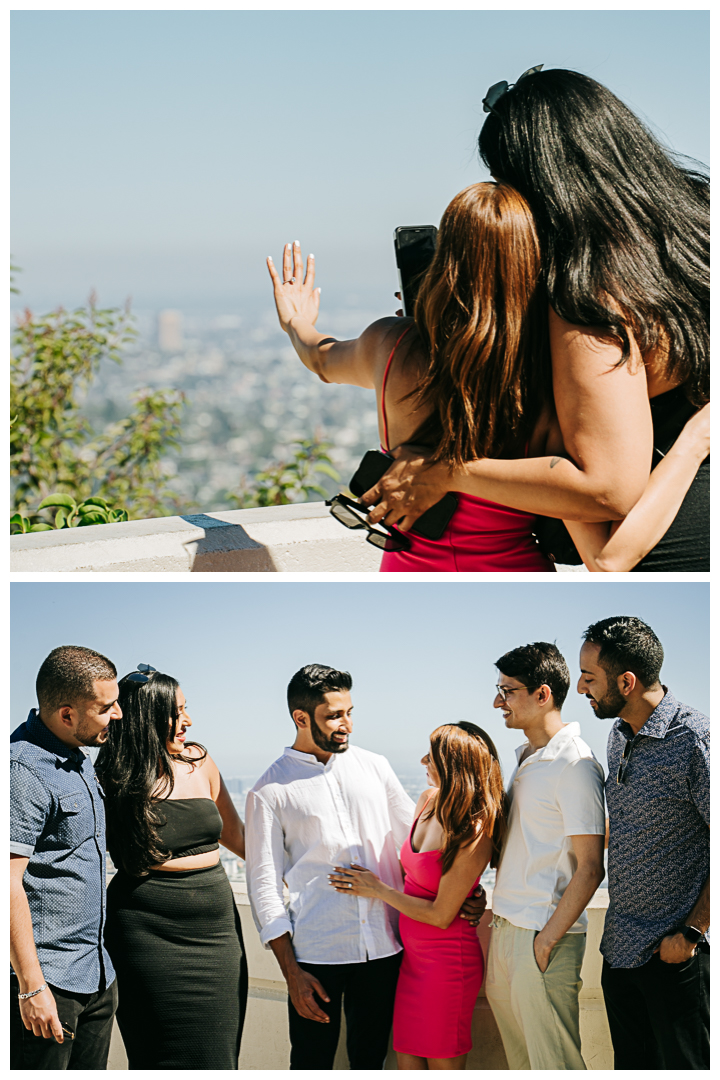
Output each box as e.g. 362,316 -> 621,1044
96,672 -> 207,877
424,721 -> 508,873
409,182 -> 551,468
478,68 -> 709,404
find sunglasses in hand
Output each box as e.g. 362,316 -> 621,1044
326,493 -> 411,553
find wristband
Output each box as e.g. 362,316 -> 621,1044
18,983 -> 47,1000
679,924 -> 703,945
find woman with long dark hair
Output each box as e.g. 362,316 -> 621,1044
267,178 -> 708,570
97,667 -> 247,1070
360,67 -> 709,571
330,722 -> 507,1070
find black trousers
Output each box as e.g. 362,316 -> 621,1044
601,947 -> 710,1070
10,973 -> 118,1070
288,953 -> 402,1070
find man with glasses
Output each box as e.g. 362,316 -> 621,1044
485,642 -> 605,1070
10,646 -> 122,1070
579,616 -> 709,1070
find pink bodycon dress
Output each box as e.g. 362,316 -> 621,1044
392,813 -> 484,1060
378,329 -> 554,572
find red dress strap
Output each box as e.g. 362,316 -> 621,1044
380,326 -> 413,453
409,792 -> 436,853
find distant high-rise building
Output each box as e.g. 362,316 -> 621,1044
224,778 -> 245,794
158,309 -> 183,352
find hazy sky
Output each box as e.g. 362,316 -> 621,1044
11,581 -> 709,786
11,8 -> 709,312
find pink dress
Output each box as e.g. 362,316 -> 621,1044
393,815 -> 484,1060
378,329 -> 554,572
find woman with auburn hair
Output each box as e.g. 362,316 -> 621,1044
267,177 -> 708,571
360,67 -> 710,572
269,183 -> 554,571
97,667 -> 248,1070
330,722 -> 507,1070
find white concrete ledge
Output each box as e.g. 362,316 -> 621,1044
10,502 -> 384,573
10,500 -> 584,574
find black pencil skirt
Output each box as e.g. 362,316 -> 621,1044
106,862 -> 248,1070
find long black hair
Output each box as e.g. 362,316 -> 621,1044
478,68 -> 709,404
96,672 -> 207,877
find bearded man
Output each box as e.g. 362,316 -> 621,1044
245,663 -> 484,1070
579,616 -> 709,1070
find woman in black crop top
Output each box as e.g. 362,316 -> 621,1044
352,69 -> 709,571
98,667 -> 248,1070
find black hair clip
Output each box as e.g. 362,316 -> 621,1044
482,64 -> 544,115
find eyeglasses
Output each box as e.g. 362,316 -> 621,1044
326,494 -> 411,553
482,64 -> 544,116
616,737 -> 637,784
495,683 -> 537,701
126,663 -> 158,684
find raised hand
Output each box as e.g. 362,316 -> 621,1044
267,241 -> 320,334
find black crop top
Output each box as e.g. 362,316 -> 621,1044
631,386 -> 710,572
155,797 -> 223,859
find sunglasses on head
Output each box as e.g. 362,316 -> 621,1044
326,493 -> 411,553
126,663 -> 158,685
482,64 -> 544,116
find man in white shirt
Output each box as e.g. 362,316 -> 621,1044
245,664 -> 415,1070
484,642 -> 606,1070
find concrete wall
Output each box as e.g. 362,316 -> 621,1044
108,886 -> 612,1070
10,501 -> 586,573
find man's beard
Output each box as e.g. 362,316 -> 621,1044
74,718 -> 109,747
310,715 -> 350,755
587,685 -> 626,720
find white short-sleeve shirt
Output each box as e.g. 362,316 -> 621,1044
492,722 -> 606,933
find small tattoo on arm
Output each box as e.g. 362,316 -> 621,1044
550,457 -> 563,469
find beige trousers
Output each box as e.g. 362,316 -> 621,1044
485,915 -> 587,1070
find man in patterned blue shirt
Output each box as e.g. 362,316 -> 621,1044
10,646 -> 122,1070
578,616 -> 709,1070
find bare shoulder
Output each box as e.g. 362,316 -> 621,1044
359,317 -> 416,384
549,305 -> 621,352
549,306 -> 645,376
186,743 -> 216,772
414,787 -> 436,818
360,316 -> 412,347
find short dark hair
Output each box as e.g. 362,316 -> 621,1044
36,645 -> 117,714
583,616 -> 664,688
287,664 -> 353,720
495,641 -> 570,709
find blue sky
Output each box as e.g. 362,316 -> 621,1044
11,9 -> 709,313
11,582 -> 709,785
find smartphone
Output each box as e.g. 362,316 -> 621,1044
349,449 -> 457,542
394,226 -> 437,318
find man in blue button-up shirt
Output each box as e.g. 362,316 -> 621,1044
578,616 -> 709,1071
10,645 -> 122,1070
